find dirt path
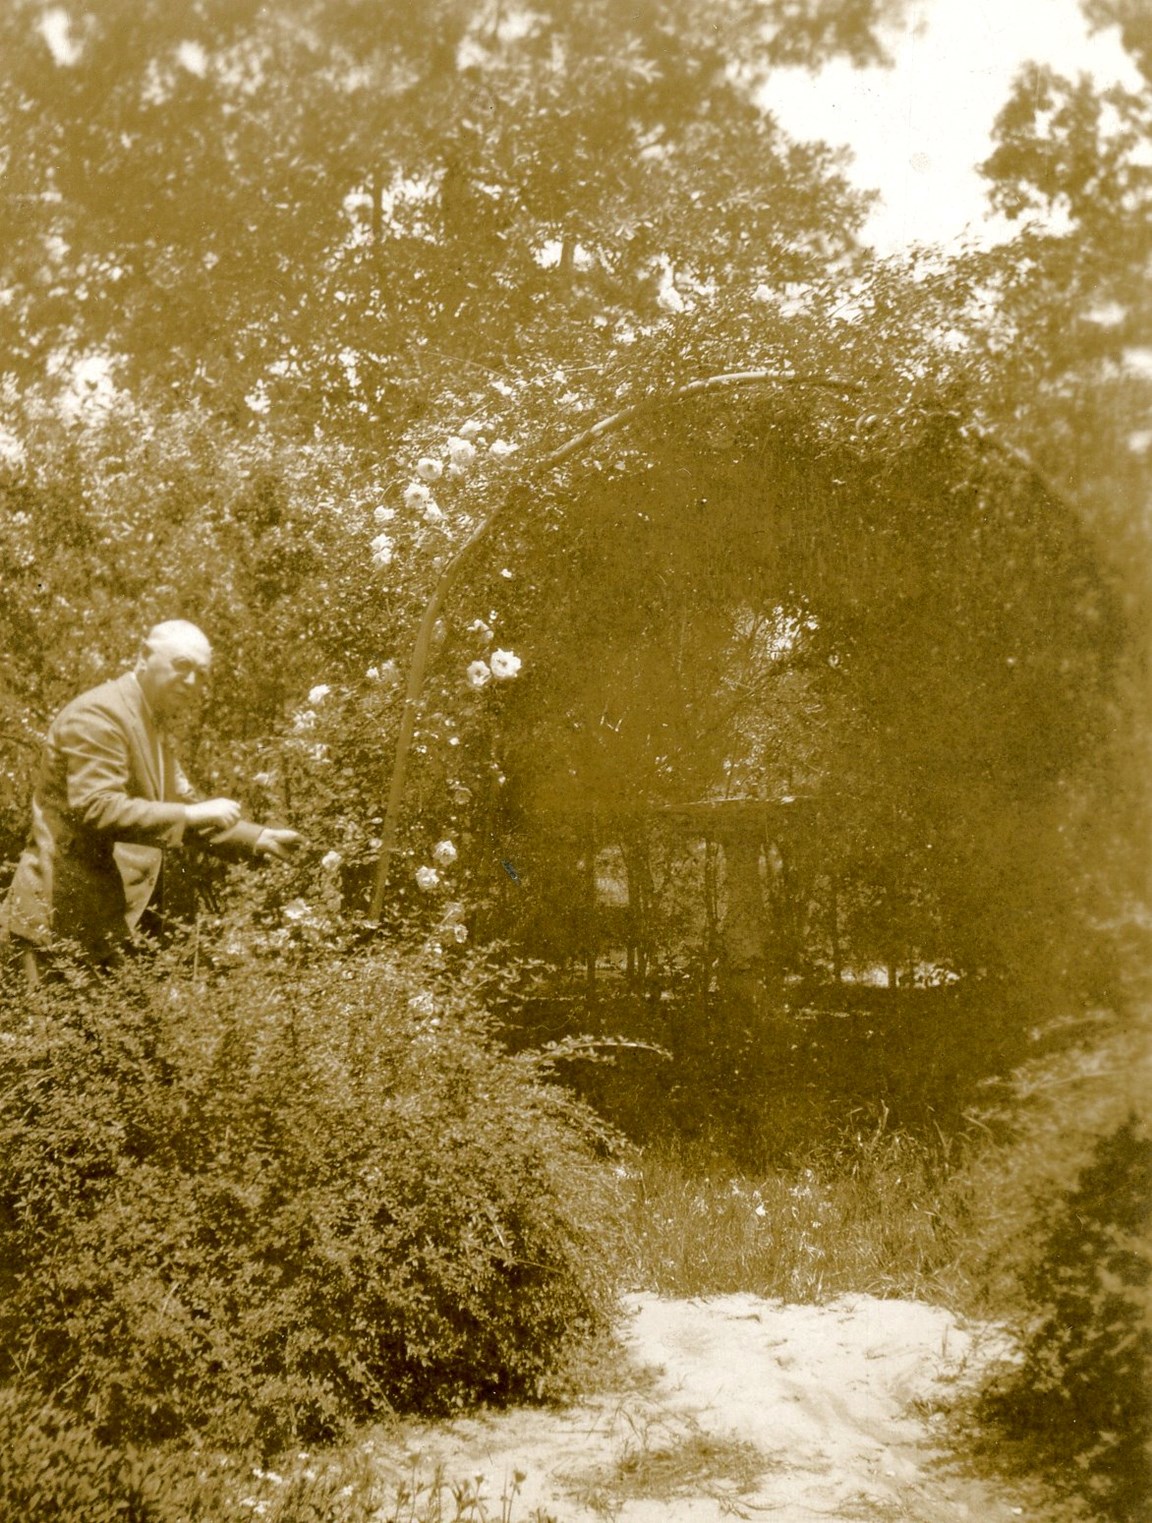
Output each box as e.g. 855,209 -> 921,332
370,1293 -> 1032,1522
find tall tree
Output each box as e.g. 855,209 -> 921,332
0,0 -> 905,426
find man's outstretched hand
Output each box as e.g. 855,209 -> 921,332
255,828 -> 305,862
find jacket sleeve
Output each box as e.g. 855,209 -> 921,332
59,703 -> 187,846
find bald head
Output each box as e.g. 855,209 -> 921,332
135,621 -> 213,721
143,620 -> 212,661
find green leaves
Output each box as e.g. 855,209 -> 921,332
0,942 -> 621,1448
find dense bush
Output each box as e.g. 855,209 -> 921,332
0,938 -> 621,1453
959,1015 -> 1152,1522
0,1386 -> 388,1523
977,1114 -> 1151,1521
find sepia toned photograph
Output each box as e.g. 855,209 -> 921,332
0,2 -> 1148,1519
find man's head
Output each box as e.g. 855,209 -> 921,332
134,620 -> 213,722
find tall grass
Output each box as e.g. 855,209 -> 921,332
618,1116 -> 966,1303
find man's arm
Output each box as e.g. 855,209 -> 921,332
62,701 -> 246,847
60,703 -> 188,845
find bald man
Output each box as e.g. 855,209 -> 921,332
2,620 -> 302,977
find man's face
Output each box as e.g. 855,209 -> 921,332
137,632 -> 212,722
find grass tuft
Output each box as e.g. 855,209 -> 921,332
618,1119 -> 966,1303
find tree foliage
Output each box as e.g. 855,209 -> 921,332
0,0 -> 1145,1024
0,0 -> 904,424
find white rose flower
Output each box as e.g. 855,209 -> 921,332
468,619 -> 493,643
490,648 -> 522,680
320,850 -> 342,872
373,504 -> 396,523
416,456 -> 443,482
370,531 -> 394,566
378,659 -> 400,685
292,709 -> 317,732
458,420 -> 482,440
366,665 -> 380,681
307,684 -> 330,705
466,660 -> 491,690
451,923 -> 468,943
403,481 -> 431,510
415,865 -> 440,891
282,898 -> 311,923
423,500 -> 444,524
753,283 -> 773,303
432,839 -> 457,867
488,438 -> 517,457
446,436 -> 477,467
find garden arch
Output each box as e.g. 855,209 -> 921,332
369,371 -> 1113,1004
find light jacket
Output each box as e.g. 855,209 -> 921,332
2,672 -> 262,959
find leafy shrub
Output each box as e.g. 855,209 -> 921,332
978,1114 -> 1151,1521
0,1389 -> 139,1523
0,1386 -> 388,1522
958,1014 -> 1152,1521
0,940 -> 621,1453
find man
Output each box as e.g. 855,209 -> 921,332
2,620 -> 303,979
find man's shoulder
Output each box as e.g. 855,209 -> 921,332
53,673 -> 138,730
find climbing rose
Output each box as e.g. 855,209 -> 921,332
373,505 -> 396,523
466,660 -> 491,689
307,684 -> 330,705
370,532 -> 394,566
415,865 -> 440,891
458,420 -> 482,440
490,649 -> 522,680
404,482 -> 431,510
446,436 -> 477,466
433,839 -> 457,867
416,456 -> 443,482
488,438 -> 517,458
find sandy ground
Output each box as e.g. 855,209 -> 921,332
369,1292 -> 1031,1522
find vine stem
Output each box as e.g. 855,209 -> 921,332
368,367 -> 862,919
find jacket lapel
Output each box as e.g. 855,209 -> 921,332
113,672 -> 163,800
